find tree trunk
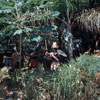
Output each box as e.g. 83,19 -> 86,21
67,23 -> 73,61
67,9 -> 73,61
19,34 -> 22,68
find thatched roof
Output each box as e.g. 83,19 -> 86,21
72,7 -> 100,34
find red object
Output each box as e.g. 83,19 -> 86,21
51,42 -> 59,49
29,59 -> 39,68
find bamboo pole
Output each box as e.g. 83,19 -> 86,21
19,34 -> 22,68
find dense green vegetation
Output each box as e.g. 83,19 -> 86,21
0,0 -> 100,100
0,0 -> 60,49
1,55 -> 100,100
0,0 -> 100,48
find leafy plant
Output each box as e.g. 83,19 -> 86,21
0,0 -> 59,49
7,55 -> 100,100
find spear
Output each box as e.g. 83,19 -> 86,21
45,39 -> 48,51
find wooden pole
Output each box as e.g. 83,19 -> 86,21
45,39 -> 47,50
19,34 -> 22,68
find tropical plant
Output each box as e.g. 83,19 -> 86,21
0,0 -> 60,67
7,55 -> 100,100
52,0 -> 100,60
0,0 -> 60,47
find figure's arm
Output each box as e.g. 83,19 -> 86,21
50,53 -> 59,62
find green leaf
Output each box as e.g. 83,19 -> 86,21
39,2 -> 54,9
24,27 -> 33,32
0,9 -> 12,13
32,35 -> 43,42
0,18 -> 6,23
38,11 -> 60,20
14,29 -> 23,36
33,25 -> 58,32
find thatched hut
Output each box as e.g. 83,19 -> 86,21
72,7 -> 100,52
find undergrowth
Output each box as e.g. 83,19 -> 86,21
3,55 -> 100,100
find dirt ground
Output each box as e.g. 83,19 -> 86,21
0,67 -> 22,100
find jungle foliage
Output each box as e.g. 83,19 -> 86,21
0,0 -> 60,50
0,0 -> 100,100
1,55 -> 99,100
0,0 -> 100,48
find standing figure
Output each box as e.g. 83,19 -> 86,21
50,42 -> 61,70
12,48 -> 20,69
28,52 -> 39,68
44,41 -> 67,71
5,49 -> 13,69
50,42 -> 67,70
43,42 -> 59,71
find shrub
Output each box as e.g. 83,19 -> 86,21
52,55 -> 100,100
7,55 -> 100,100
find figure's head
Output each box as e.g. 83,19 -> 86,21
14,46 -> 16,51
51,42 -> 59,49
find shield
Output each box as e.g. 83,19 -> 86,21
57,49 -> 67,57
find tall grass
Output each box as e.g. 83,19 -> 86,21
6,55 -> 100,100
52,55 -> 100,100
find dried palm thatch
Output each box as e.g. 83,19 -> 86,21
72,7 -> 100,34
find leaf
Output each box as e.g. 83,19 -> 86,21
32,35 -> 43,42
33,25 -> 58,32
0,1 -> 13,7
0,18 -> 6,23
14,29 -> 23,36
0,9 -> 12,13
24,27 -> 33,32
38,11 -> 60,20
39,2 -> 54,9
50,11 -> 60,18
0,45 -> 6,50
